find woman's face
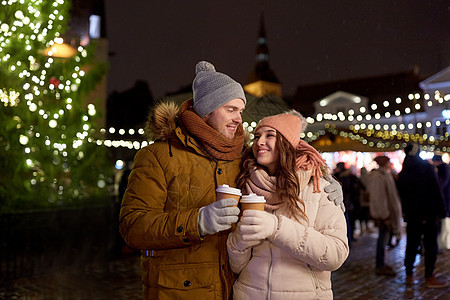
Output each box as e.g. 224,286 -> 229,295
253,126 -> 279,175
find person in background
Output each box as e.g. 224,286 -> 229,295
227,111 -> 349,299
367,156 -> 403,276
119,61 -> 345,299
334,162 -> 361,248
397,144 -> 447,288
432,154 -> 450,218
358,167 -> 372,235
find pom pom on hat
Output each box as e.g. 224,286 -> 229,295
192,61 -> 246,118
195,61 -> 216,73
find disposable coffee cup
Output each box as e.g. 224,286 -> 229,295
216,184 -> 242,207
240,193 -> 266,211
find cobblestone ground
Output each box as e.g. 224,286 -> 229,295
333,230 -> 450,300
1,227 -> 449,299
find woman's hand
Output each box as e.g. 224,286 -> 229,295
239,210 -> 278,241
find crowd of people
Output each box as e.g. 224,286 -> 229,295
118,60 -> 449,299
333,147 -> 449,289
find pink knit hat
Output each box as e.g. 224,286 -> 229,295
255,113 -> 303,148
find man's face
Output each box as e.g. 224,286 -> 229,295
203,98 -> 245,139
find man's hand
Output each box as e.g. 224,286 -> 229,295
324,174 -> 345,212
198,198 -> 240,236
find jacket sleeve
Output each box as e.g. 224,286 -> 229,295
119,147 -> 203,250
226,232 -> 252,274
270,191 -> 349,271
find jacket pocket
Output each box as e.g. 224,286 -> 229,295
307,263 -> 320,291
157,262 -> 217,290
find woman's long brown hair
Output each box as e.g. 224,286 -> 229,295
237,133 -> 308,223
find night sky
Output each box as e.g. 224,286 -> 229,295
104,1 -> 450,99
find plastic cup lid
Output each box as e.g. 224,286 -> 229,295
240,193 -> 266,203
215,184 -> 242,196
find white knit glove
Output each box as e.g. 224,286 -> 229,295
324,174 -> 346,212
198,198 -> 240,236
227,224 -> 262,252
239,210 -> 278,241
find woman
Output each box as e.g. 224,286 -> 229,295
227,111 -> 349,299
367,155 -> 402,276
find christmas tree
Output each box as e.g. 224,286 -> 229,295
0,0 -> 111,213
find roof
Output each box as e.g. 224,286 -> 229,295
291,68 -> 424,116
419,66 -> 450,92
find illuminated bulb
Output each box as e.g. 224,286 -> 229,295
316,113 -> 323,122
19,135 -> 29,145
29,103 -> 37,112
49,119 -> 57,128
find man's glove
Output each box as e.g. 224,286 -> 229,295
198,198 -> 240,236
324,174 -> 345,212
239,210 -> 278,241
227,224 -> 262,252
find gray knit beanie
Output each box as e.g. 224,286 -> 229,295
192,61 -> 246,118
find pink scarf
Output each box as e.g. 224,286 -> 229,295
295,140 -> 326,193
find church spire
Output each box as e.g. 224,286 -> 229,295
255,8 -> 269,66
244,6 -> 282,97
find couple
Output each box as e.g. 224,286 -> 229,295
119,61 -> 349,299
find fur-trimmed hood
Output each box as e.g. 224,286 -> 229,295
144,101 -> 180,141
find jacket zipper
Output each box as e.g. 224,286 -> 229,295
267,242 -> 273,300
307,263 -> 320,290
267,209 -> 276,300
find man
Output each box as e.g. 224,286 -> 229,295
119,61 -> 344,299
432,154 -> 450,219
367,156 -> 402,276
334,162 -> 360,248
397,144 -> 447,288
